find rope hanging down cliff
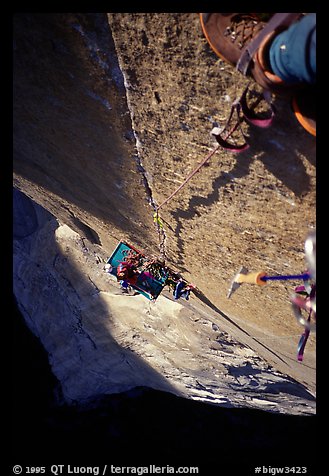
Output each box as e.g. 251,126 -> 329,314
153,83 -> 275,255
152,143 -> 219,261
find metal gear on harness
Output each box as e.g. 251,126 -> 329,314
211,83 -> 276,152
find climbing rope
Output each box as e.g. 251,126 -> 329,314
153,141 -> 221,262
155,144 -> 220,213
152,83 -> 276,264
153,211 -> 166,261
153,83 -> 275,223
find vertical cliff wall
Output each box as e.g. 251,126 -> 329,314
13,13 -> 316,396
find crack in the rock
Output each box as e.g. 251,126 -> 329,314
110,27 -> 167,260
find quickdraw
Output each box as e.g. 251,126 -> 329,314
291,283 -> 316,361
239,85 -> 275,128
291,231 -> 316,361
212,83 -> 276,152
153,83 -> 276,250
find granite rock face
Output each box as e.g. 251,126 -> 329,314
13,13 -> 316,414
13,191 -> 315,415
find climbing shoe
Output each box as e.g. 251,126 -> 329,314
200,13 -> 265,66
200,13 -> 303,95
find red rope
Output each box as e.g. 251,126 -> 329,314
155,84 -> 277,214
156,144 -> 220,211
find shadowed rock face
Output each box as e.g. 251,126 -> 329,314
13,188 -> 38,238
13,190 -> 315,413
12,296 -> 317,469
13,11 -> 316,421
13,13 -> 158,255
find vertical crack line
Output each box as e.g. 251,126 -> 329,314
109,21 -> 167,260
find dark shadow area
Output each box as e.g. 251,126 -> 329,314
12,297 -> 317,471
228,362 -> 315,401
192,287 -> 314,390
13,188 -> 38,239
12,190 -> 179,460
13,190 -> 175,398
70,212 -> 102,245
12,12 -> 317,472
13,12 -> 153,250
246,100 -> 316,194
12,191 -> 317,472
